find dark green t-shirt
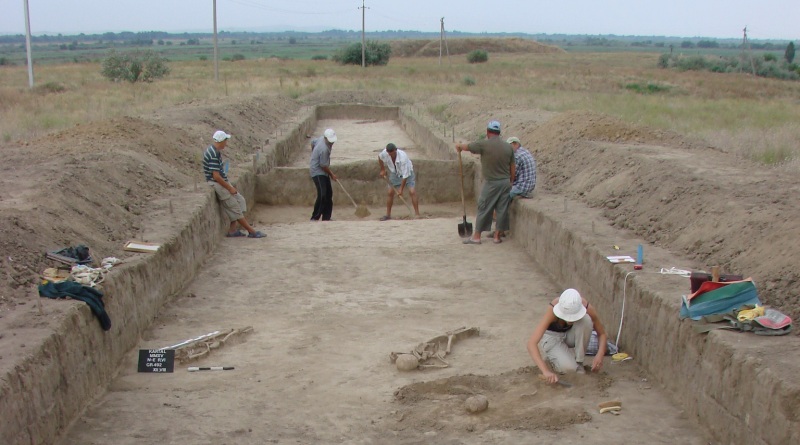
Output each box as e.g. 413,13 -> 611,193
467,136 -> 514,181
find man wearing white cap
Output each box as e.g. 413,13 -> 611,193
526,288 -> 609,384
309,128 -> 338,221
455,120 -> 515,245
203,130 -> 265,238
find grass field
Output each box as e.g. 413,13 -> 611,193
0,37 -> 347,65
1,47 -> 799,168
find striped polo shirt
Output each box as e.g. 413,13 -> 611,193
203,145 -> 227,182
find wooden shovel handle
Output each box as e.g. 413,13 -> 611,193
383,175 -> 413,216
458,151 -> 468,217
337,180 -> 358,209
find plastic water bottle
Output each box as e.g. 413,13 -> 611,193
635,244 -> 644,270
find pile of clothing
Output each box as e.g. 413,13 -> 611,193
681,276 -> 792,336
38,245 -> 118,332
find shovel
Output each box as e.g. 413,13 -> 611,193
337,180 -> 370,218
383,175 -> 414,217
457,151 -> 473,237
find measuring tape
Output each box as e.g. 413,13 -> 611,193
188,366 -> 234,372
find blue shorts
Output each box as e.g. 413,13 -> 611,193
389,171 -> 415,189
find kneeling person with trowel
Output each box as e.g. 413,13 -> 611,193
527,289 -> 608,385
377,143 -> 421,220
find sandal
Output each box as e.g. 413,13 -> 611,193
226,230 -> 246,238
462,238 -> 481,245
379,215 -> 392,221
493,238 -> 502,244
248,231 -> 266,239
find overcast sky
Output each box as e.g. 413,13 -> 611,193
1,0 -> 797,40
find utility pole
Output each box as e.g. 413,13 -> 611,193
213,0 -> 219,81
359,0 -> 369,68
742,26 -> 756,76
23,0 -> 34,88
439,17 -> 451,66
440,18 -> 443,65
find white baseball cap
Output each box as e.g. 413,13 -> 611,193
213,130 -> 231,142
324,128 -> 337,143
553,289 -> 587,322
506,137 -> 521,144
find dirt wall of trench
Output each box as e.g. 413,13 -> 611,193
255,105 -> 479,206
255,160 -> 474,206
5,102 -> 796,445
396,106 -> 485,196
316,104 -> 400,121
1,191 -> 222,445
1,132 -> 276,445
509,194 -> 800,445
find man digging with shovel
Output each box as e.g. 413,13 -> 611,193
310,128 -> 339,221
377,143 -> 420,220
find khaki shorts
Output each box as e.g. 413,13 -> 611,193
209,182 -> 246,222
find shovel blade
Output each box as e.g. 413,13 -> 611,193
458,220 -> 473,238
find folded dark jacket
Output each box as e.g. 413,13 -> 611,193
38,280 -> 112,331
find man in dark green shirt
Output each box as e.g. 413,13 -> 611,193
455,120 -> 515,245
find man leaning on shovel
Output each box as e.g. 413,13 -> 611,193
377,143 -> 421,220
455,120 -> 514,245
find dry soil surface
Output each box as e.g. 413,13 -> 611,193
1,90 -> 798,444
60,203 -> 707,444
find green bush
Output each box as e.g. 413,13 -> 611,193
311,55 -> 328,61
198,55 -> 207,61
785,42 -> 795,64
756,62 -> 799,80
466,50 -> 488,64
674,55 -> 708,71
100,49 -> 169,83
332,41 -> 391,66
34,82 -> 67,94
624,82 -> 670,94
230,54 -> 246,62
657,53 -> 799,81
462,76 -> 476,86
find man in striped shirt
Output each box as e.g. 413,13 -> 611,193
507,137 -> 536,199
203,130 -> 265,238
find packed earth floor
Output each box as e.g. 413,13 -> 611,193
61,204 -> 710,444
2,91 -> 799,444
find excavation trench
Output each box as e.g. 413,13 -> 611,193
3,105 -> 795,445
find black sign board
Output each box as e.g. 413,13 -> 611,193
137,349 -> 175,373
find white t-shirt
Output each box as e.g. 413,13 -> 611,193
378,148 -> 413,179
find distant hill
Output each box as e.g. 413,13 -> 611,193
389,37 -> 564,57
